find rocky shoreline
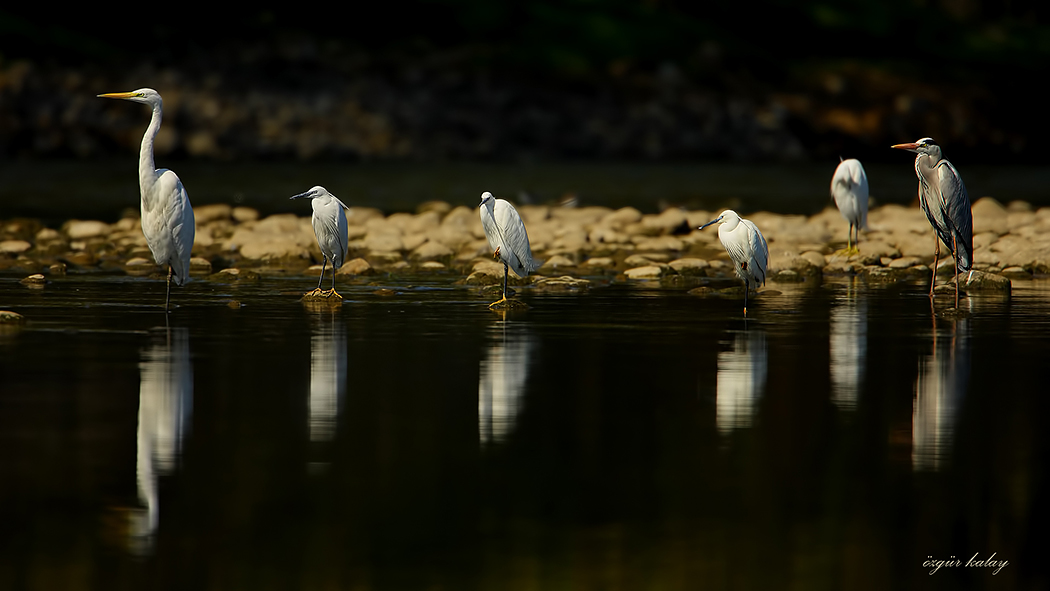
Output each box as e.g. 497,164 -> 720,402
4,195 -> 1045,299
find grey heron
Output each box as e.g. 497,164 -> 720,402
479,192 -> 541,308
700,210 -> 769,316
291,186 -> 349,299
891,138 -> 973,308
830,157 -> 869,255
98,88 -> 195,312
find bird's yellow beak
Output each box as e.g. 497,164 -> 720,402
97,91 -> 139,99
891,142 -> 919,150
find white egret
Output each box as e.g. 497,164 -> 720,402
291,186 -> 349,299
699,210 -> 769,316
830,157 -> 868,254
98,88 -> 195,312
891,138 -> 973,308
479,192 -> 542,308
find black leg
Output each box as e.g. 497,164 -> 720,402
503,262 -> 509,300
930,237 -> 939,299
743,278 -> 749,317
165,266 -> 173,312
316,257 -> 328,291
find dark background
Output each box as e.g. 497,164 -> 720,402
1,1 -> 1048,166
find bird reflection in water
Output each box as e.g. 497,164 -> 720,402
829,284 -> 867,410
132,326 -> 193,555
716,328 -> 768,435
478,314 -> 535,445
912,316 -> 971,471
306,307 -> 346,469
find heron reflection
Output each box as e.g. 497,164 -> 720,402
133,326 -> 193,554
308,309 -> 347,445
716,328 -> 768,435
913,317 -> 970,471
829,286 -> 867,410
478,319 -> 535,445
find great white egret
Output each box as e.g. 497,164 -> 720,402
891,138 -> 973,308
479,192 -> 541,308
830,157 -> 869,254
700,210 -> 769,316
291,186 -> 349,299
98,88 -> 195,312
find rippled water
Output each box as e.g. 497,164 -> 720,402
2,272 -> 1047,590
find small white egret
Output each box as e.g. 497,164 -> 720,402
700,210 -> 769,316
891,138 -> 973,308
98,88 -> 195,312
479,192 -> 542,308
830,157 -> 869,255
291,186 -> 349,299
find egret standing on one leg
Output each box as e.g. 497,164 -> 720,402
700,210 -> 769,317
98,88 -> 194,312
891,138 -> 973,308
830,157 -> 869,255
479,192 -> 542,308
291,186 -> 349,299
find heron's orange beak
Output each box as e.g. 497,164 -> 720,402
97,91 -> 138,99
891,142 -> 919,150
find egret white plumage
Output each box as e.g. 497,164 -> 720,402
98,88 -> 194,312
700,210 -> 769,316
891,138 -> 973,308
830,157 -> 868,255
479,192 -> 541,308
291,186 -> 349,299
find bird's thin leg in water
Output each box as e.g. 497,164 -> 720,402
952,235 -> 960,309
328,260 -> 342,299
743,278 -> 749,317
165,266 -> 173,312
847,223 -> 853,253
307,257 -> 327,296
930,238 -> 940,298
489,262 -> 510,308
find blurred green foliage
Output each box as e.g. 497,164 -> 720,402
2,1 -> 1048,79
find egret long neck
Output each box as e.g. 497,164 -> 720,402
138,103 -> 163,201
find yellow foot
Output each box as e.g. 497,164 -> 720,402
834,247 -> 860,257
303,288 -> 325,298
488,296 -> 509,309
492,246 -> 501,260
325,289 -> 344,300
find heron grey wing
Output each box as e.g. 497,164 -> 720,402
159,170 -> 194,285
494,201 -> 538,275
937,160 -> 973,268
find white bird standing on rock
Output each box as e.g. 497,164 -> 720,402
700,210 -> 769,317
98,88 -> 195,312
830,157 -> 868,255
291,186 -> 349,299
479,192 -> 541,308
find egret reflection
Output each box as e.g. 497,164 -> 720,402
478,319 -> 535,445
308,310 -> 346,444
133,326 -> 193,554
913,318 -> 971,471
716,329 -> 768,435
829,287 -> 867,410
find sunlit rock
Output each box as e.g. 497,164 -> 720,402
337,257 -> 375,276
0,240 -> 32,254
63,219 -> 110,240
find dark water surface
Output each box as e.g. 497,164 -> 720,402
4,160 -> 1050,224
2,272 -> 1048,590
